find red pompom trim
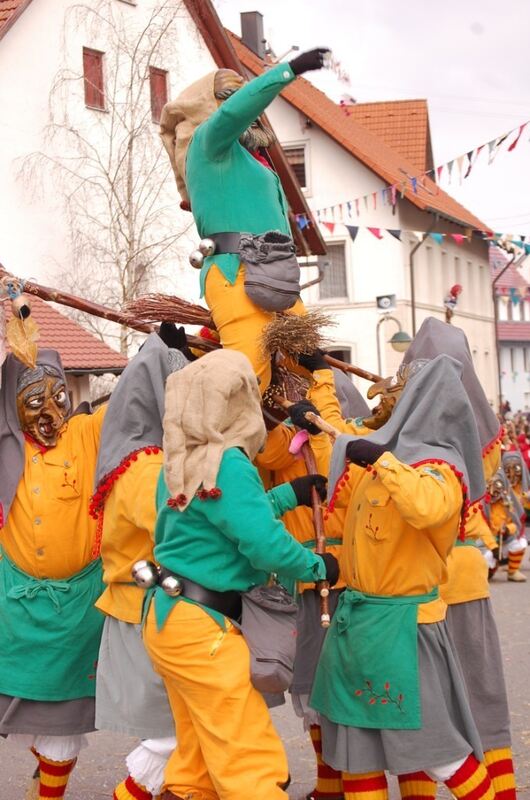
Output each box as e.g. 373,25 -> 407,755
89,445 -> 162,521
168,494 -> 187,508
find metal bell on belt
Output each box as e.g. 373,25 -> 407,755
189,250 -> 204,269
131,560 -> 158,589
160,574 -> 183,597
198,238 -> 215,257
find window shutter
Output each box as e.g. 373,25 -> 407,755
319,243 -> 348,299
83,48 -> 105,109
283,146 -> 306,188
149,67 -> 168,123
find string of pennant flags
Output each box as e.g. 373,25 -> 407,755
294,116 -> 529,230
295,217 -> 530,255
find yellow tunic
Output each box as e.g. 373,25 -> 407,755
307,368 -> 370,436
96,450 -> 163,624
1,408 -> 106,579
337,453 -> 463,623
255,424 -> 346,591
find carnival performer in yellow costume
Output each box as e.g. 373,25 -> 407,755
141,350 -> 339,800
394,317 -> 516,800
256,369 -> 370,800
487,465 -> 527,582
160,49 -> 329,392
291,355 -> 495,800
0,350 -> 106,800
93,330 -> 192,800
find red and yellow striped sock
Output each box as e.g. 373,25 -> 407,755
342,771 -> 388,800
444,754 -> 494,800
113,775 -> 153,800
508,550 -> 524,574
398,770 -> 437,799
36,753 -> 77,799
308,724 -> 344,800
484,747 -> 517,800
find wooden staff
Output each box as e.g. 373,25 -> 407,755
324,353 -> 383,383
272,394 -> 341,440
273,393 -> 336,627
0,266 -> 220,352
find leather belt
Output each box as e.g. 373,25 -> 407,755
207,232 -> 241,255
158,567 -> 242,621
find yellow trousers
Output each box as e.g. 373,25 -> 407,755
143,601 -> 289,800
204,264 -> 305,394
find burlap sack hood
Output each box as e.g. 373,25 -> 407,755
159,72 -> 217,204
163,349 -> 266,510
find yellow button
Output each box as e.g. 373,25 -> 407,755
64,460 -> 71,468
36,547 -> 45,556
34,517 -> 41,525
32,455 -> 39,464
33,487 -> 40,495
371,500 -> 379,506
380,460 -> 390,468
282,70 -> 290,79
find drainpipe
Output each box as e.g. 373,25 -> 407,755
491,253 -> 515,412
409,216 -> 438,336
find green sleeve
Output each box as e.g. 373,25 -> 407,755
206,450 -> 325,582
199,63 -> 296,159
267,482 -> 297,518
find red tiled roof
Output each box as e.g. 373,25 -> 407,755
498,321 -> 530,342
4,297 -> 128,372
0,0 -> 33,41
343,100 -> 434,174
227,30 -> 488,232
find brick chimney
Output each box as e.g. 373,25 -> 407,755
240,11 -> 266,59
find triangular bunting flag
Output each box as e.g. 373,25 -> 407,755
355,198 -> 360,215
390,184 -> 397,206
345,225 -> 359,242
367,227 -> 383,240
487,140 -> 497,164
524,243 -> 530,255
451,234 -> 465,246
411,177 -> 418,193
322,221 -> 335,234
372,191 -> 377,209
388,229 -> 401,240
446,160 -> 454,183
296,215 -> 309,230
456,154 -> 466,183
508,122 -> 527,152
339,204 -> 344,221
436,165 -> 443,182
464,150 -> 474,179
429,233 -> 444,245
363,196 -> 369,211
347,201 -> 353,218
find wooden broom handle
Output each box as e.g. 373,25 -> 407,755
300,441 -> 331,627
324,354 -> 383,383
0,267 -> 220,353
272,394 -> 341,440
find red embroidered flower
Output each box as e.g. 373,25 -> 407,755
369,698 -> 377,705
168,494 -> 187,508
381,698 -> 388,704
354,689 -> 363,696
209,488 -> 222,499
384,682 -> 390,691
197,489 -> 209,501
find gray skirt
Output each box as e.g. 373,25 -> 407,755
445,598 -> 511,751
95,617 -> 175,739
0,695 -> 95,735
320,621 -> 483,775
291,589 -> 342,696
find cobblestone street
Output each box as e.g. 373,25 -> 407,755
3,567 -> 530,799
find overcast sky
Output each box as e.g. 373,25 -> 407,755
214,0 -> 530,236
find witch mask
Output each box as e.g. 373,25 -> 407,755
16,365 -> 71,447
363,359 -> 430,430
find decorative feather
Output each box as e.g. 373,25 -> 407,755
6,315 -> 39,369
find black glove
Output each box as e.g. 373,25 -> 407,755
298,348 -> 328,373
320,553 -> 339,587
288,400 -> 321,435
290,474 -> 327,507
289,48 -> 330,76
158,322 -> 195,361
345,439 -> 387,467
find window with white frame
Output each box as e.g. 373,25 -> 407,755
524,301 -> 530,322
498,296 -> 508,321
512,299 -> 522,321
318,243 -> 348,300
326,347 -> 352,364
524,347 -> 530,373
283,145 -> 307,189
